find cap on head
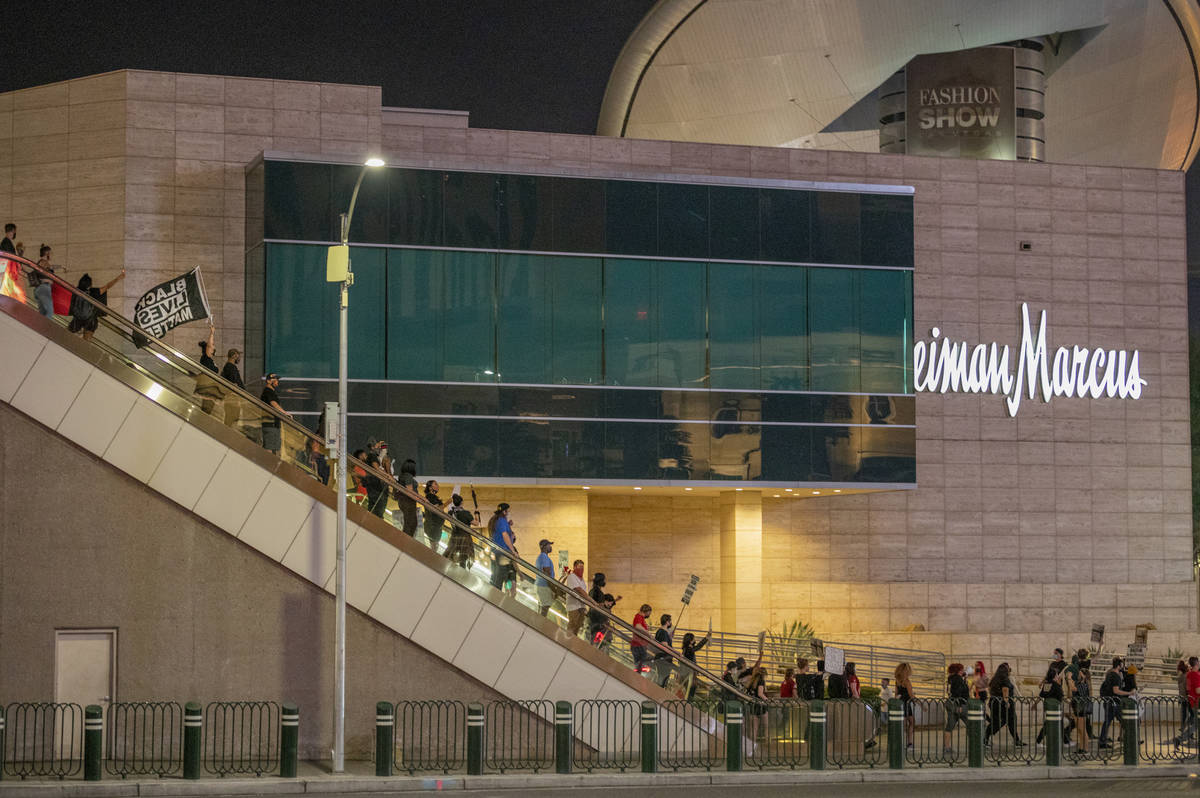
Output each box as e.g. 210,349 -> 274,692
227,348 -> 240,358
538,538 -> 553,548
497,502 -> 510,512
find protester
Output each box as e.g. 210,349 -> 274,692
681,631 -> 709,700
879,677 -> 894,742
986,662 -> 1023,748
489,503 -> 518,596
563,559 -> 588,634
744,666 -> 769,745
895,662 -> 916,749
423,480 -> 446,548
68,269 -> 124,341
221,348 -> 244,427
258,372 -> 289,454
534,539 -> 556,617
30,244 -> 59,318
589,592 -> 617,650
1173,659 -> 1194,746
943,663 -> 970,754
193,324 -> 224,415
445,491 -> 476,569
651,614 -> 674,687
1035,659 -> 1066,747
1182,657 -> 1200,747
1064,650 -> 1089,749
394,459 -> 419,537
298,438 -> 329,484
1,224 -> 16,254
1097,657 -> 1133,748
362,451 -> 387,517
630,604 -> 652,674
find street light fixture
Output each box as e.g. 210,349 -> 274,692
327,156 -> 385,774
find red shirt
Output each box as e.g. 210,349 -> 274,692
848,674 -> 861,698
630,613 -> 648,647
779,677 -> 795,698
1186,670 -> 1200,708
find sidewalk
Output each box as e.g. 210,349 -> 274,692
0,762 -> 1197,796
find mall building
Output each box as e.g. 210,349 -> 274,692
0,1 -> 1193,668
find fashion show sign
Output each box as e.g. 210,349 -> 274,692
906,47 -> 1016,160
913,303 -> 1146,417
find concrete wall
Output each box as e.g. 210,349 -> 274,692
0,402 -> 503,758
0,69 -> 383,364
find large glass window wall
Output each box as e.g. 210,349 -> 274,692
263,244 -> 913,394
261,161 -> 914,268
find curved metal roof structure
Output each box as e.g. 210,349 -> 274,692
598,0 -> 1200,170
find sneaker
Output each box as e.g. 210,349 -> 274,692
863,740 -> 877,750
1014,741 -> 1025,748
1098,741 -> 1111,748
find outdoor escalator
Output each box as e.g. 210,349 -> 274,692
0,253 -> 749,741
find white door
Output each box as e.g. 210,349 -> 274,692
54,629 -> 116,754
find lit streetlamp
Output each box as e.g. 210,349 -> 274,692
326,156 -> 385,773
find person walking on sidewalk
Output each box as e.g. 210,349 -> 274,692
1097,657 -> 1133,749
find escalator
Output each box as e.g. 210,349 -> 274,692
0,254 -> 747,749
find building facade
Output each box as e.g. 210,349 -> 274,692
0,69 -> 1191,661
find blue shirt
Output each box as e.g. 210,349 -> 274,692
492,517 -> 513,551
535,552 -> 554,586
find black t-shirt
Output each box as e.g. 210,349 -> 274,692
828,673 -> 849,699
1100,670 -> 1123,698
221,362 -> 244,388
261,386 -> 281,428
949,673 -> 970,700
200,354 -> 217,373
653,628 -> 671,660
0,237 -> 15,254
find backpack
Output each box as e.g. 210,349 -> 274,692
69,292 -> 96,323
800,673 -> 821,700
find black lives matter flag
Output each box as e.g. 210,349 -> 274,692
133,267 -> 212,338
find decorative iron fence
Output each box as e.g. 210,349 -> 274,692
982,696 -> 1043,765
484,699 -> 554,773
105,701 -> 183,777
1,702 -> 83,779
657,700 -> 723,771
827,698 -> 884,769
573,700 -> 639,772
202,701 -> 279,776
744,699 -> 808,770
395,700 -> 465,775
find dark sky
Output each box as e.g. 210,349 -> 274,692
2,0 -> 653,134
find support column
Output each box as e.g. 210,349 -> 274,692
719,491 -> 763,634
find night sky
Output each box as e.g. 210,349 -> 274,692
1,0 -> 653,134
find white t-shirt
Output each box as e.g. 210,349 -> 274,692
564,571 -> 587,612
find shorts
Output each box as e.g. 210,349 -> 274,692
491,558 -> 516,589
632,645 -> 649,667
944,702 -> 966,732
536,584 -> 554,608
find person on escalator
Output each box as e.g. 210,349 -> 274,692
423,480 -> 446,549
194,325 -> 224,416
394,459 -> 419,537
68,269 -> 124,341
362,451 -> 387,518
259,373 -> 289,454
489,503 -> 518,597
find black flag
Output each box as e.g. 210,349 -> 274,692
133,267 -> 212,339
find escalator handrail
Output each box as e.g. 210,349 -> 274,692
4,254 -> 750,701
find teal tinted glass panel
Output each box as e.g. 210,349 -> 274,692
442,250 -> 496,381
332,165 -> 389,243
603,258 -> 653,386
708,262 -> 758,389
760,189 -> 811,263
710,185 -> 758,261
550,256 -> 602,384
499,174 -> 553,250
605,181 -> 657,256
443,172 -> 498,248
809,267 -> 860,391
861,193 -> 914,267
758,265 -> 808,390
811,192 -> 861,264
265,243 -> 384,379
264,161 -> 331,241
497,254 -> 550,383
552,177 -> 605,253
386,248 -> 443,381
658,182 -> 708,259
859,268 -> 911,392
656,260 -> 706,387
388,169 -> 442,246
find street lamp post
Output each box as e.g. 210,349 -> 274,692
328,156 -> 385,773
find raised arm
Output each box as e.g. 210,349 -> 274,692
101,268 -> 126,292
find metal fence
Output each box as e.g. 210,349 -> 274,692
902,697 -> 968,767
1140,695 -> 1197,764
657,700 -> 723,771
202,701 -> 279,776
982,696 -> 1042,765
105,701 -> 183,778
573,700 -> 639,772
744,699 -> 808,769
395,700 -> 465,775
827,699 -> 883,768
1,702 -> 83,779
1062,697 -> 1121,765
484,700 -> 554,773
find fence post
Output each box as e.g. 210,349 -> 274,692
84,705 -> 103,781
0,705 -> 5,782
966,698 -> 983,768
808,699 -> 826,770
1044,698 -> 1061,767
640,701 -> 658,773
374,702 -> 394,776
467,703 -> 484,776
555,701 -> 572,774
1121,696 -> 1138,767
279,702 -> 298,778
725,701 -> 743,772
887,698 -> 903,770
184,702 -> 202,779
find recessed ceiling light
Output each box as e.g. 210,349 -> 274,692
684,487 -> 693,491
812,490 -> 820,495
582,486 -> 590,490
785,488 -> 792,492
735,488 -> 743,491
633,486 -> 642,491
834,489 -> 841,493
773,494 -> 781,498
